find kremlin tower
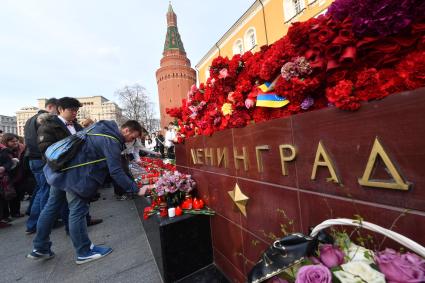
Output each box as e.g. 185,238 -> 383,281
156,3 -> 196,129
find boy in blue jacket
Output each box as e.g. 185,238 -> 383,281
27,120 -> 142,264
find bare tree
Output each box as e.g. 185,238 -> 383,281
115,84 -> 159,133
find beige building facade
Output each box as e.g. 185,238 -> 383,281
16,107 -> 39,137
16,96 -> 122,137
0,115 -> 18,135
196,0 -> 333,83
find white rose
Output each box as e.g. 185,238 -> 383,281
346,243 -> 375,264
334,270 -> 363,283
338,261 -> 385,283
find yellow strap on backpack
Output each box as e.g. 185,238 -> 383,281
61,133 -> 119,171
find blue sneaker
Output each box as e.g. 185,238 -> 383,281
26,250 -> 55,260
75,245 -> 112,265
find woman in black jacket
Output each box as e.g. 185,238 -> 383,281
1,133 -> 28,219
0,144 -> 13,228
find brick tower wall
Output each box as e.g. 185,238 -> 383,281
156,52 -> 196,130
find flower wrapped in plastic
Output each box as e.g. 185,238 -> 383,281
153,171 -> 196,207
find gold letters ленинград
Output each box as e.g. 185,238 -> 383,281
279,144 -> 296,176
311,141 -> 341,183
358,137 -> 410,190
217,147 -> 229,168
234,146 -> 249,171
196,149 -> 204,164
190,148 -> 197,165
255,145 -> 270,173
204,148 -> 214,166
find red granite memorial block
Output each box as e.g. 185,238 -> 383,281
198,171 -> 241,224
175,165 -> 189,174
237,179 -> 301,243
241,230 -> 270,275
211,215 -> 245,274
177,88 -> 425,281
174,144 -> 188,166
299,191 -> 425,247
214,248 -> 247,283
188,168 -> 210,203
184,134 -> 206,167
293,89 -> 425,211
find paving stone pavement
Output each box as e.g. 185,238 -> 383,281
0,188 -> 162,283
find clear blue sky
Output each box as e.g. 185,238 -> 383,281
0,0 -> 251,116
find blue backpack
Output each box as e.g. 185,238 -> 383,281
44,124 -> 119,171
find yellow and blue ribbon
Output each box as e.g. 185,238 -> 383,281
258,77 -> 280,93
256,93 -> 290,108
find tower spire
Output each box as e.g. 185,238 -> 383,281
168,1 -> 174,14
163,3 -> 185,54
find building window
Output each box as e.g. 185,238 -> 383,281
233,39 -> 244,55
294,0 -> 302,13
283,0 -> 306,22
244,28 -> 257,51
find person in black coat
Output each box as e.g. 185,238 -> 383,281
23,98 -> 58,216
0,134 -> 31,219
37,98 -> 103,229
0,140 -> 17,228
26,97 -> 102,234
155,130 -> 165,159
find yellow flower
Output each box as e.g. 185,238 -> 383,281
221,103 -> 233,116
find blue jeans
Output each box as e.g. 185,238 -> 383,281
33,186 -> 67,253
33,186 -> 92,257
67,191 -> 91,257
26,160 -> 50,231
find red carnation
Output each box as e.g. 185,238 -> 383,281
397,50 -> 425,90
287,18 -> 319,48
355,68 -> 380,101
252,108 -> 271,123
326,80 -> 360,111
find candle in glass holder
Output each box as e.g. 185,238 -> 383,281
168,207 -> 176,218
159,202 -> 168,218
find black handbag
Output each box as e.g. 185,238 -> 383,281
247,231 -> 333,283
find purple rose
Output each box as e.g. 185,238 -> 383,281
318,244 -> 345,268
295,265 -> 332,283
375,248 -> 425,283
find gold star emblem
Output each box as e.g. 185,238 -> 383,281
228,183 -> 249,217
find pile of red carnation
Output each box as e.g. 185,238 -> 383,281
167,0 -> 425,141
